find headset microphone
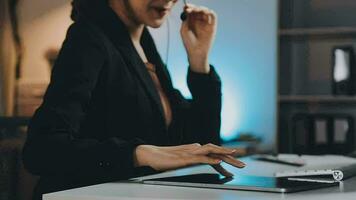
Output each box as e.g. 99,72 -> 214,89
180,0 -> 188,21
167,0 -> 188,65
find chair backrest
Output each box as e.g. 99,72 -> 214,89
0,117 -> 36,200
0,141 -> 21,200
0,117 -> 30,140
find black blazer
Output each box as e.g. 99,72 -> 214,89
23,4 -> 221,200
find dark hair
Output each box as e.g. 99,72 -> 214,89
71,0 -> 109,21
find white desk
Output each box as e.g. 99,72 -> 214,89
43,156 -> 356,200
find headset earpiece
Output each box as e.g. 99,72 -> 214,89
180,12 -> 187,21
181,0 -> 188,21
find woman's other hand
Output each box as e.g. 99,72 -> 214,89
134,143 -> 246,177
180,4 -> 217,74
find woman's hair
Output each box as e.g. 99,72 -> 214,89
71,0 -> 109,21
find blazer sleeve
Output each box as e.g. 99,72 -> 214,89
171,66 -> 222,145
22,23 -> 144,178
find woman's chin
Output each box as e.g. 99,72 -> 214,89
146,19 -> 166,28
144,10 -> 170,28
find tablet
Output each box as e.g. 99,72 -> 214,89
142,173 -> 338,193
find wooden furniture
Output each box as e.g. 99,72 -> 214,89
15,82 -> 47,117
278,0 -> 356,154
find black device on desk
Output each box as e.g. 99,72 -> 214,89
143,173 -> 338,193
252,154 -> 306,166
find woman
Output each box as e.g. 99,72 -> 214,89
22,0 -> 246,199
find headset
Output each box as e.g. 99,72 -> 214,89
180,0 -> 188,21
165,0 -> 188,65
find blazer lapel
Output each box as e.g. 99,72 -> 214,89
118,46 -> 166,125
84,5 -> 166,128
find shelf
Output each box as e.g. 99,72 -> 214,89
279,95 -> 356,103
279,27 -> 356,37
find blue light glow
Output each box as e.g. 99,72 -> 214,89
150,0 -> 278,150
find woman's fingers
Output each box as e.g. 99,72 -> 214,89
231,148 -> 247,157
211,154 -> 246,168
192,143 -> 236,156
136,144 -> 245,173
207,10 -> 217,25
184,4 -> 215,24
211,164 -> 234,177
161,144 -> 246,169
188,155 -> 222,166
147,144 -> 246,172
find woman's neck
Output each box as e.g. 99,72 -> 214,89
109,0 -> 144,43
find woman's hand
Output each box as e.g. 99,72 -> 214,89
180,4 -> 217,74
134,143 -> 246,177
